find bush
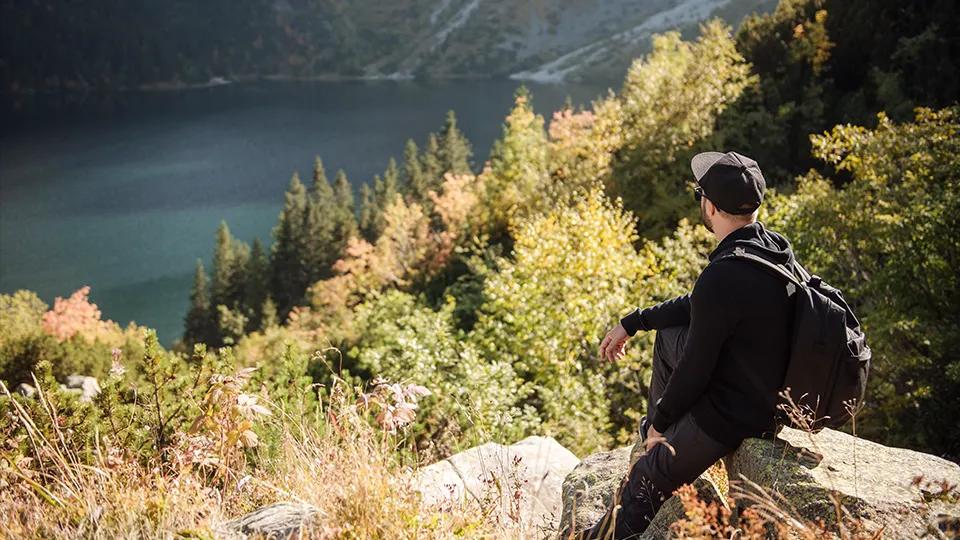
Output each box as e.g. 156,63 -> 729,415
768,106 -> 960,457
352,289 -> 537,459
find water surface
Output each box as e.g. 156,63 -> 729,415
0,79 -> 612,345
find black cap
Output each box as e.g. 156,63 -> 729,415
691,151 -> 766,215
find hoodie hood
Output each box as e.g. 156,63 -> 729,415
708,221 -> 795,267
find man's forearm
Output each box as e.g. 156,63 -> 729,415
620,293 -> 691,336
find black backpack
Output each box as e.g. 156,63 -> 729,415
717,245 -> 871,432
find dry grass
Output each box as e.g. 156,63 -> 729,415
0,369 -> 526,539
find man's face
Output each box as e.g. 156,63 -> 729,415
700,196 -> 714,233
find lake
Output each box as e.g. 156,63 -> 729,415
0,79 -> 613,346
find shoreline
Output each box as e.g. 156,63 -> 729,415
7,71 -> 541,99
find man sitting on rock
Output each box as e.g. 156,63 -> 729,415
573,151 -> 796,538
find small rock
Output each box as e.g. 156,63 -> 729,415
64,375 -> 101,402
14,383 -> 36,398
220,502 -> 318,539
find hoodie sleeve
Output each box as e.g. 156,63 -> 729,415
648,264 -> 736,432
620,293 -> 691,336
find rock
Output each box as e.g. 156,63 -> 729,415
14,383 -> 36,398
415,435 -> 580,536
63,375 -> 101,402
558,445 -> 631,535
730,426 -> 960,538
558,442 -> 724,539
219,502 -> 318,539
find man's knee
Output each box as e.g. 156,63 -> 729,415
654,325 -> 688,369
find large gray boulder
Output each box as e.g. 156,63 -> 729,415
415,435 -> 580,537
558,439 -> 724,539
730,426 -> 960,538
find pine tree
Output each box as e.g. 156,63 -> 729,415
210,220 -> 236,310
333,169 -> 355,218
422,132 -> 443,194
270,172 -> 309,316
311,156 -> 335,205
244,238 -> 270,331
359,160 -> 402,242
183,259 -> 214,346
358,181 -> 377,242
380,157 -> 400,207
439,109 -> 473,175
230,240 -> 251,309
402,139 -> 425,202
333,169 -> 359,248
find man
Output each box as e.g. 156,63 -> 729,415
571,151 -> 797,538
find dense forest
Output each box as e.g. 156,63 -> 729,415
1,0 -> 958,535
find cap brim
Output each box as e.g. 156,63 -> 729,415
691,151 -> 725,182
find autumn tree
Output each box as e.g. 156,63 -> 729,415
610,19 -> 753,238
478,85 -> 551,241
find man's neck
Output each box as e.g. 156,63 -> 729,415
713,220 -> 753,244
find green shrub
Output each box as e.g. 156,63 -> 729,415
352,289 -> 537,458
768,106 -> 960,457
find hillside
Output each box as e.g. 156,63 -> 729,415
2,0 -> 959,537
1,0 -> 774,103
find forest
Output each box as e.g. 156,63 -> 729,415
1,0 -> 958,537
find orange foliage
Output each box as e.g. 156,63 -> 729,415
41,286 -> 118,344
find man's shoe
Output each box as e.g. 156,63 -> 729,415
639,415 -> 649,443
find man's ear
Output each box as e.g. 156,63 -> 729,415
705,197 -> 717,217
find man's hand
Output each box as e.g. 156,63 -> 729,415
599,323 -> 629,363
644,424 -> 672,454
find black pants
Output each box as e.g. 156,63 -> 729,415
567,326 -> 739,539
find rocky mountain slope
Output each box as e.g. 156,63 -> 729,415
2,0 -> 774,100
350,0 -> 776,81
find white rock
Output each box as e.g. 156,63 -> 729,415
416,435 -> 580,536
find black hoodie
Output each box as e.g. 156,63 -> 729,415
619,221 -> 796,447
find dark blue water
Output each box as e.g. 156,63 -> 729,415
0,79 -> 612,346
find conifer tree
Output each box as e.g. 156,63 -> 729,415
244,237 -> 270,331
333,169 -> 359,247
270,172 -> 309,316
230,240 -> 251,309
422,132 -> 443,194
333,169 -> 354,214
183,259 -> 214,346
210,220 -> 236,310
305,159 -> 335,271
380,157 -> 400,206
311,156 -> 335,205
359,160 -> 402,242
402,139 -> 425,202
439,109 -> 473,175
358,181 -> 376,242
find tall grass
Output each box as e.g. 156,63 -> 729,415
0,365 -> 523,539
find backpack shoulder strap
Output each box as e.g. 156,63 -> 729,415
716,246 -> 804,288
